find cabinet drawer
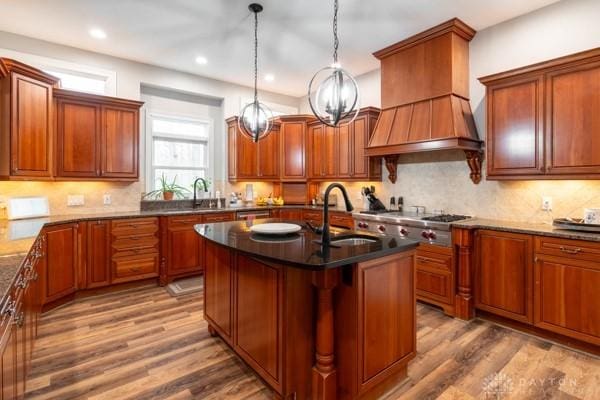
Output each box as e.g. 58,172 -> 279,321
535,236 -> 600,263
112,253 -> 159,283
329,213 -> 353,229
416,267 -> 453,305
111,218 -> 159,236
113,246 -> 158,259
167,215 -> 203,227
302,210 -> 323,224
416,250 -> 452,272
112,234 -> 159,251
203,212 -> 235,223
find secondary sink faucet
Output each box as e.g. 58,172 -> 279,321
192,177 -> 208,208
321,183 -> 354,246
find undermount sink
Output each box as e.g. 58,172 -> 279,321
329,235 -> 380,246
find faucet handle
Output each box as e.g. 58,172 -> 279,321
305,221 -> 323,234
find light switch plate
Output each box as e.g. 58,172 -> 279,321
103,194 -> 112,205
67,195 -> 85,206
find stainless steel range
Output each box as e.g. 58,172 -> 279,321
353,211 -> 471,247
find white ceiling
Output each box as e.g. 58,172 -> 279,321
0,0 -> 559,97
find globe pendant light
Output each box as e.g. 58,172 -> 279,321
239,3 -> 273,142
308,0 -> 359,127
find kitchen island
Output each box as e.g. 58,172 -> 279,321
195,219 -> 419,400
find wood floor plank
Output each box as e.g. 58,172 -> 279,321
26,286 -> 599,400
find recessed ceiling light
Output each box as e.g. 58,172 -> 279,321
264,74 -> 275,82
195,56 -> 208,65
89,28 -> 107,40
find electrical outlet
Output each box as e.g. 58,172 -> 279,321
103,194 -> 112,205
67,195 -> 85,206
542,196 -> 553,211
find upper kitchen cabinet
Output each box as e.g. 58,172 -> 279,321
226,116 -> 280,181
278,115 -> 313,180
308,107 -> 382,181
54,89 -> 143,180
0,58 -> 60,180
480,48 -> 600,180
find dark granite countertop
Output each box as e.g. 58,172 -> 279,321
195,218 -> 419,270
452,218 -> 600,242
0,254 -> 24,306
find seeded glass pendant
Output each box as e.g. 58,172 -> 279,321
239,3 -> 272,142
308,0 -> 359,127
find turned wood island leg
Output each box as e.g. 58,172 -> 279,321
312,268 -> 340,400
453,228 -> 475,320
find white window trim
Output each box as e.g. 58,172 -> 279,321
0,48 -> 117,96
145,111 -> 214,194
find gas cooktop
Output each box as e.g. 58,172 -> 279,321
421,214 -> 470,223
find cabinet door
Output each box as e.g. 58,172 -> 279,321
358,252 -> 415,386
56,100 -> 101,178
308,124 -> 324,177
167,216 -> 204,275
257,128 -> 279,179
235,255 -> 282,391
534,256 -> 600,345
0,315 -> 17,400
10,73 -> 53,177
416,248 -> 454,305
204,241 -> 233,342
101,106 -> 139,178
14,298 -> 25,399
280,121 -> 306,179
337,122 -> 352,178
279,209 -> 303,221
486,76 -> 544,177
475,230 -> 533,323
87,220 -> 110,288
352,115 -> 369,178
323,125 -> 337,178
43,224 -> 78,304
546,60 -> 600,175
236,130 -> 258,179
227,122 -> 237,180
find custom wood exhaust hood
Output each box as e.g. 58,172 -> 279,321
366,18 -> 483,184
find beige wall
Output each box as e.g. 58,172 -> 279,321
304,0 -> 600,222
0,31 -> 299,215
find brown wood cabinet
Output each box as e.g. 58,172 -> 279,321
86,220 -> 111,288
204,240 -> 234,343
165,215 -> 205,279
0,58 -> 59,180
279,117 -> 310,180
416,243 -> 455,315
111,218 -> 159,284
475,230 -> 533,323
308,108 -> 382,181
54,89 -> 142,180
0,235 -> 43,399
534,237 -> 600,345
480,48 -> 600,179
41,223 -> 78,304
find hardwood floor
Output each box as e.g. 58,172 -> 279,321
26,285 -> 599,400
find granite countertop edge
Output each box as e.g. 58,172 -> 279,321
451,219 -> 600,242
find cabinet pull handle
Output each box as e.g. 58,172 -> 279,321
129,236 -> 142,240
3,300 -> 16,316
16,276 -> 28,289
178,219 -> 196,224
31,271 -> 39,282
559,246 -> 582,254
128,268 -> 141,273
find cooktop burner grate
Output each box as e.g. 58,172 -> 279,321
421,214 -> 470,223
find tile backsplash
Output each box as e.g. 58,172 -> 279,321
0,181 -> 143,216
377,151 -> 600,224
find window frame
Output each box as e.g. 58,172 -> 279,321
145,111 -> 214,194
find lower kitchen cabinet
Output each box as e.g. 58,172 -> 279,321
86,220 -> 111,288
165,215 -> 205,278
42,223 -> 78,304
204,240 -> 233,343
534,237 -> 600,346
111,218 -> 159,284
416,244 -> 454,314
475,230 -> 533,324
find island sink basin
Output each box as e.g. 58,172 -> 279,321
329,234 -> 380,246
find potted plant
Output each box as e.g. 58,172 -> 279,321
144,174 -> 189,201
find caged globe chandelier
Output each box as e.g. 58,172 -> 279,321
239,3 -> 273,142
308,0 -> 359,127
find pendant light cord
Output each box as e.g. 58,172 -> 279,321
254,10 -> 258,103
333,0 -> 339,64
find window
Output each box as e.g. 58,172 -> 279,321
149,114 -> 212,194
43,68 -> 108,95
